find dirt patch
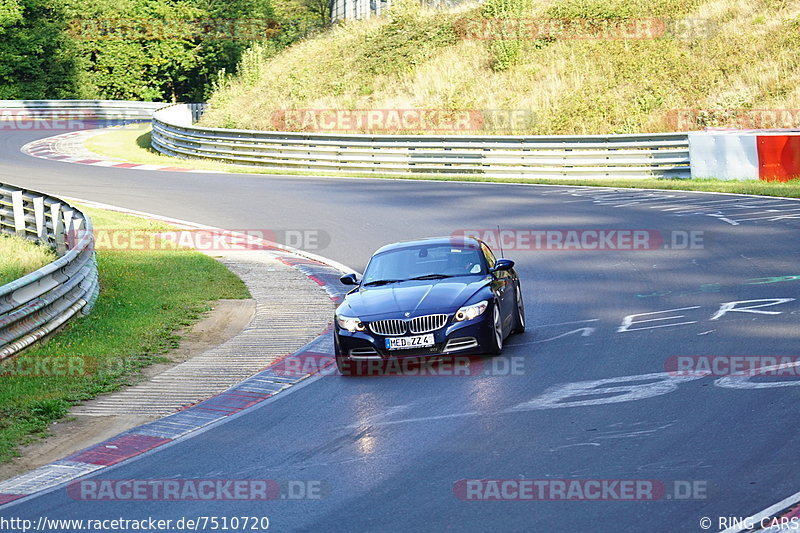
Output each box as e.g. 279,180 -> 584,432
0,298 -> 255,482
141,298 -> 257,378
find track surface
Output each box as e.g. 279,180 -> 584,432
1,127 -> 800,532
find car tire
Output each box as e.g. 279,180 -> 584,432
512,284 -> 526,334
335,339 -> 354,376
336,353 -> 354,376
487,302 -> 504,355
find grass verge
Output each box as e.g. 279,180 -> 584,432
85,126 -> 800,199
0,235 -> 57,287
0,206 -> 250,464
84,126 -> 242,172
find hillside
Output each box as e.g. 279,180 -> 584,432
200,0 -> 800,135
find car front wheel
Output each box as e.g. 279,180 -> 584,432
512,285 -> 525,334
335,339 -> 354,375
487,302 -> 503,355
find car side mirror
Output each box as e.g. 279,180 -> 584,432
340,273 -> 359,285
490,259 -> 515,273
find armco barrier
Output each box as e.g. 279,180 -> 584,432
0,100 -> 165,120
0,183 -> 98,360
151,103 -> 691,179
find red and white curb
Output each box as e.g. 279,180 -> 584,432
21,129 -> 217,173
721,498 -> 800,532
0,335 -> 338,507
0,201 -> 353,508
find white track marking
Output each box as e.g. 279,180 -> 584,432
719,490 -> 800,532
617,306 -> 701,333
510,372 -> 706,411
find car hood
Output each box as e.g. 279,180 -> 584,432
341,276 -> 491,318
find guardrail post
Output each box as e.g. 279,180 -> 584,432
33,196 -> 45,240
11,190 -> 25,237
69,215 -> 83,249
50,202 -> 66,255
62,208 -> 74,250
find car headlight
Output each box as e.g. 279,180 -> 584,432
454,300 -> 488,322
337,315 -> 365,332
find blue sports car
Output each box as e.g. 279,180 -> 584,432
334,236 -> 525,375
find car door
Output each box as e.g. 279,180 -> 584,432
481,243 -> 512,329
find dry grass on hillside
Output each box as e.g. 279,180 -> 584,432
201,0 -> 800,135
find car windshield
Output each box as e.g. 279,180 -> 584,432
362,244 -> 487,285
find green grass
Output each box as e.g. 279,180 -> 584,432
84,126 -> 245,172
85,126 -> 800,198
0,234 -> 57,287
0,207 -> 250,464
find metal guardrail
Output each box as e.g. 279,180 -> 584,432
0,183 -> 98,360
331,0 -> 470,22
331,0 -> 391,22
0,98 -> 694,355
0,100 -> 165,120
152,103 -> 691,179
0,99 -> 690,360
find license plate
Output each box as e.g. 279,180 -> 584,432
385,334 -> 435,350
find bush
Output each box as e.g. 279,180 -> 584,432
480,0 -> 536,71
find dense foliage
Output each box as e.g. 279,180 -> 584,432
0,0 -> 320,101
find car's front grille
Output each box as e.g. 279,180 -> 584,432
369,314 -> 449,336
409,314 -> 448,334
370,319 -> 407,336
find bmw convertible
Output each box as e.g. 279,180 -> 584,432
334,236 -> 525,374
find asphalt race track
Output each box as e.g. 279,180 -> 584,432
2,127 -> 800,532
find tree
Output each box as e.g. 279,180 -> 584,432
302,0 -> 329,26
0,0 -> 285,101
0,0 -> 80,98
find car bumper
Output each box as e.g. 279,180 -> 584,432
334,314 -> 494,361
